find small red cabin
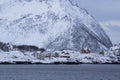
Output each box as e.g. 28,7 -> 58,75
60,55 -> 70,58
81,48 -> 90,54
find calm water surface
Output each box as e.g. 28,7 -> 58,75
0,64 -> 120,80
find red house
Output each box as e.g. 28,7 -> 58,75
81,48 -> 90,54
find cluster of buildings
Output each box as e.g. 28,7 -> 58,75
32,50 -> 70,60
32,48 -> 91,60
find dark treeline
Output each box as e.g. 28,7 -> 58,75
0,42 -> 46,52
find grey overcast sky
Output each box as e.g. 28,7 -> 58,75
74,0 -> 120,21
73,0 -> 120,44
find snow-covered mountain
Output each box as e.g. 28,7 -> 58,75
0,0 -> 112,52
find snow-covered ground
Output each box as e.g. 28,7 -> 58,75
0,51 -> 40,63
0,44 -> 120,64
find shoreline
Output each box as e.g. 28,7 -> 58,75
0,61 -> 119,65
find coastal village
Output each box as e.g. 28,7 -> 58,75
0,42 -> 120,64
32,48 -> 91,60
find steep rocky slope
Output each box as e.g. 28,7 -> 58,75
0,0 -> 112,52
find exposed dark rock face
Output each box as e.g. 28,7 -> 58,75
0,42 -> 12,52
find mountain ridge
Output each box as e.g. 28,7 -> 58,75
0,0 -> 112,52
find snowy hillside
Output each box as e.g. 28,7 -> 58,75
0,0 -> 112,52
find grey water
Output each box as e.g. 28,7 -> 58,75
0,64 -> 120,80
